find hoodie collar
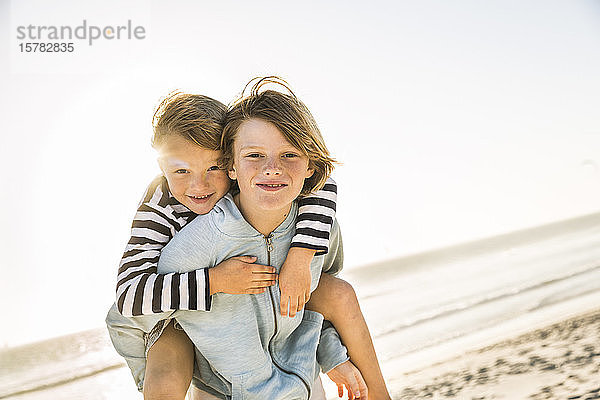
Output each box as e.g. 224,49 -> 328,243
213,192 -> 297,238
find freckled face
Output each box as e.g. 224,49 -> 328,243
158,135 -> 230,215
228,118 -> 313,215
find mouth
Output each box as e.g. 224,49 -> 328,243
187,193 -> 214,204
256,183 -> 288,192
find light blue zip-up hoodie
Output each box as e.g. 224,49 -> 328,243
106,193 -> 348,399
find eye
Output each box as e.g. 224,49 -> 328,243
245,153 -> 262,158
283,153 -> 299,158
207,165 -> 221,171
174,169 -> 189,174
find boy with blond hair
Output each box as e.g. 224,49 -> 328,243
107,82 -> 390,399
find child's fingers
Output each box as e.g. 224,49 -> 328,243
250,265 -> 277,273
357,382 -> 368,399
345,384 -> 355,400
252,280 -> 276,288
289,297 -> 299,318
354,370 -> 368,399
280,296 -> 289,317
251,272 -> 278,282
336,383 -> 344,398
296,296 -> 304,313
344,375 -> 361,399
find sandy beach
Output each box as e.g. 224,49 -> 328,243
6,308 -> 600,400
3,214 -> 600,399
390,309 -> 600,399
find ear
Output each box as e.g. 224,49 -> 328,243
305,165 -> 315,179
228,167 -> 237,180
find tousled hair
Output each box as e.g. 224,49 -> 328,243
152,91 -> 226,151
221,77 -> 336,195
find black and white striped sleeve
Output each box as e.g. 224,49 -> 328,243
292,177 -> 337,255
115,178 -> 212,317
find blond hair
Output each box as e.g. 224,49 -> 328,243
222,77 -> 336,195
152,91 -> 226,150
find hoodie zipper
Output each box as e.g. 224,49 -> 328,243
264,234 -> 311,398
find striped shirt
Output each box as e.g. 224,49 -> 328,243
116,175 -> 337,317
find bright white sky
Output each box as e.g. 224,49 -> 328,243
1,0 -> 600,347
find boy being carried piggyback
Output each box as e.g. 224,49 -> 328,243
107,84 -> 390,400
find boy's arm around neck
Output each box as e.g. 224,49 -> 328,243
116,177 -> 213,317
280,177 -> 338,316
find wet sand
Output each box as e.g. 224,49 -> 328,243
390,309 -> 600,399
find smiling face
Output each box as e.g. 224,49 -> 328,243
158,134 -> 230,215
228,118 -> 314,218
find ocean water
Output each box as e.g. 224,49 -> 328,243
347,212 -> 600,367
2,212 -> 600,399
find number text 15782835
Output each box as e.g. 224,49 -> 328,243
19,43 -> 74,52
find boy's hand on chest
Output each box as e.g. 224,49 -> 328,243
209,255 -> 278,295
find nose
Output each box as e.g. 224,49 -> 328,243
190,172 -> 209,189
263,157 -> 282,176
